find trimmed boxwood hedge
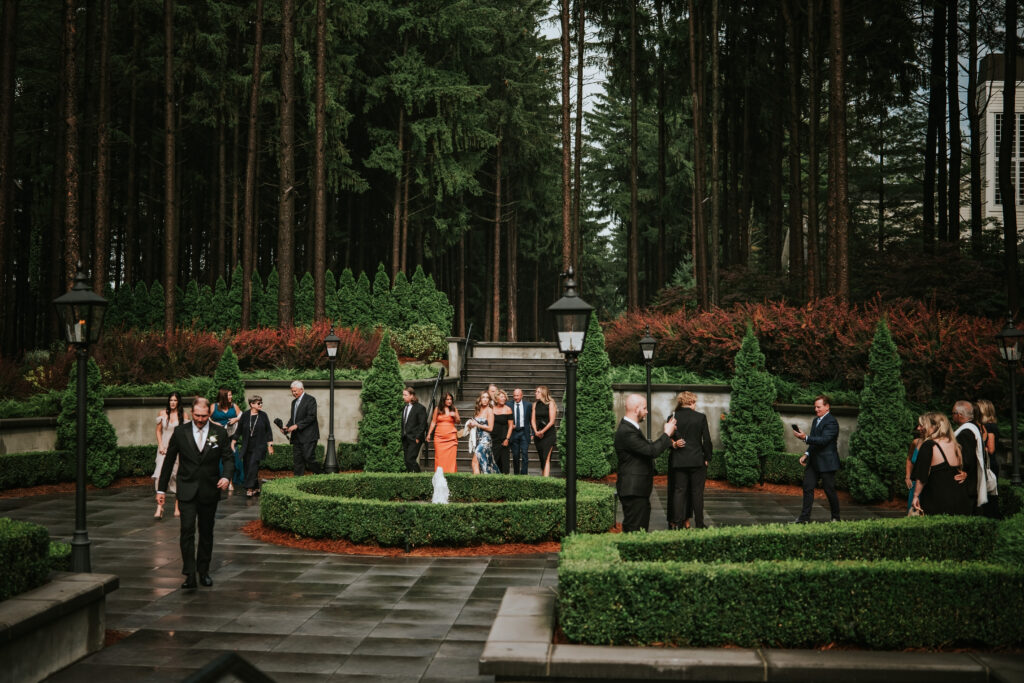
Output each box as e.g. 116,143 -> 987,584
558,514 -> 1024,649
259,472 -> 616,547
0,517 -> 52,602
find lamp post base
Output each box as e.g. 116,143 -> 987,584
324,436 -> 338,474
71,531 -> 91,573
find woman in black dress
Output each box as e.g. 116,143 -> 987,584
911,412 -> 971,516
491,390 -> 514,474
532,386 -> 557,477
232,395 -> 274,497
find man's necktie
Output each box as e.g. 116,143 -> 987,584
515,403 -> 521,428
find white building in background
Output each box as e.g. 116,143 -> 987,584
978,53 -> 1024,223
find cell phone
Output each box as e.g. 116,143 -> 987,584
791,423 -> 800,431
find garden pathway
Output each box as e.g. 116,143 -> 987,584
2,481 -> 904,682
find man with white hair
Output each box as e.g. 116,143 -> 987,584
284,380 -> 321,475
614,394 -> 676,532
952,400 -> 987,512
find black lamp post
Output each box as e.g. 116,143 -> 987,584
323,327 -> 340,474
548,266 -> 593,537
52,263 -> 108,572
996,315 -> 1024,486
639,326 -> 657,440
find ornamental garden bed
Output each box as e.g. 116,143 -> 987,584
259,472 -> 616,547
558,502 -> 1024,650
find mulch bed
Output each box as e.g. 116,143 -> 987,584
241,519 -> 564,556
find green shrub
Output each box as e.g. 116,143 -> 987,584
358,332 -> 405,472
390,323 -> 446,361
721,326 -> 784,486
609,365 -> 728,385
259,473 -> 615,547
325,269 -> 340,323
410,265 -> 454,337
258,268 -> 279,328
371,264 -> 400,329
294,271 -> 315,327
212,345 -> 245,406
56,358 -> 119,488
116,445 -> 157,477
847,319 -> 915,502
562,315 -> 615,479
0,517 -> 52,601
227,264 -> 244,330
49,541 -> 71,572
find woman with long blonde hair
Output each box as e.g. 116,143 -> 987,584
468,392 -> 498,474
532,386 -> 557,477
911,412 -> 971,515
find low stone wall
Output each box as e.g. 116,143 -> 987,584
0,572 -> 119,683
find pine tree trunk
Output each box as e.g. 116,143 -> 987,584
946,0 -> 960,244
806,0 -> 820,298
1000,0 -> 1019,314
923,1 -> 944,253
491,139 -> 502,341
216,107 -> 227,281
391,108 -> 404,280
572,0 -> 584,272
313,0 -> 327,321
401,151 -> 410,273
688,0 -> 708,309
966,0 -> 981,255
783,0 -> 803,292
161,0 -> 176,329
628,0 -> 640,310
508,206 -> 518,342
277,0 -> 296,329
90,0 -> 111,292
655,0 -> 667,291
828,0 -> 849,301
709,0 -> 720,304
123,1 -> 140,287
241,0 -> 262,329
458,232 -> 466,337
561,0 -> 572,271
0,0 -> 16,321
62,0 -> 80,289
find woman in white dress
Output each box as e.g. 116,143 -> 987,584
152,392 -> 187,519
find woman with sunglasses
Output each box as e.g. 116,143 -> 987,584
232,395 -> 274,497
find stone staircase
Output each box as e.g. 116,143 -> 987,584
423,355 -> 567,476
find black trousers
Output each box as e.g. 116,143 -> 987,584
242,448 -> 264,490
493,440 -> 510,474
671,466 -> 707,528
178,497 -> 218,576
403,437 -> 422,472
798,466 -> 840,521
509,428 -> 530,475
292,439 -> 320,475
620,494 -> 652,533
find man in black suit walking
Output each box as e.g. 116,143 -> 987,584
793,395 -> 841,522
615,394 -> 676,532
157,397 -> 232,590
284,380 -> 321,475
401,387 -> 427,472
668,391 -> 713,528
509,388 -> 532,475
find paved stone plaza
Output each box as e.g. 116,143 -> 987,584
2,482 -> 905,682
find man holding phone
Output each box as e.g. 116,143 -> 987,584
792,395 -> 841,523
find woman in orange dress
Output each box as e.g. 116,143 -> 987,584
427,392 -> 460,473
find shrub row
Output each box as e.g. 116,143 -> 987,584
558,515 -> 1024,649
616,516 -> 999,564
259,473 -> 616,547
0,517 -> 52,602
0,442 -> 356,491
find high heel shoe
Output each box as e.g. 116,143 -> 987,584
154,506 -> 164,520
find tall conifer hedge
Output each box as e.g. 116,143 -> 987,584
721,326 -> 785,487
847,318 -> 914,502
212,345 -> 245,406
558,315 -> 615,478
359,332 -> 406,472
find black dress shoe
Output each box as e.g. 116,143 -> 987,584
181,575 -> 198,590
199,574 -> 213,587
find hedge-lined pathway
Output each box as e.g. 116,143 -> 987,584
2,481 -> 904,682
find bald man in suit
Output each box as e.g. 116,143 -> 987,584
615,394 -> 676,532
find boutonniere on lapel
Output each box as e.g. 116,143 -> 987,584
207,435 -> 219,448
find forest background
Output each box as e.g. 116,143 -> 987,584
0,0 -> 1020,404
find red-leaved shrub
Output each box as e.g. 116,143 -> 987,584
604,298 -> 1006,408
231,327 -> 289,370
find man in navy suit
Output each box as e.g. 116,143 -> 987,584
401,387 -> 427,472
284,380 -> 321,475
614,394 -> 677,532
793,395 -> 841,522
509,388 -> 533,475
157,397 -> 233,590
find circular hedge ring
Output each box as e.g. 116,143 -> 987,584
259,472 -> 616,547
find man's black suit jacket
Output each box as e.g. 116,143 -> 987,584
402,402 -> 427,444
805,413 -> 840,473
614,418 -> 673,498
158,422 -> 233,503
287,393 -> 320,444
668,407 -> 713,469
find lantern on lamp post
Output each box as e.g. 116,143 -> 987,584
323,327 -> 340,474
547,266 -> 593,536
639,326 -> 657,440
996,315 -> 1024,486
52,263 -> 108,572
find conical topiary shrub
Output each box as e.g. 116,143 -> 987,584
212,345 -> 244,407
56,357 -> 119,487
557,315 -> 615,479
847,318 -> 914,502
721,325 -> 785,487
358,332 -> 405,472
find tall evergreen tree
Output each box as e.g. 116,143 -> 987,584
259,268 -> 280,328
56,357 -> 118,487
566,314 -> 615,478
358,331 -> 405,472
847,318 -> 914,502
212,276 -> 229,331
325,269 -> 340,324
228,264 -> 244,331
212,345 -> 245,407
721,326 -> 785,487
294,271 -> 315,326
352,271 -> 373,329
148,281 -> 165,331
371,263 -> 399,329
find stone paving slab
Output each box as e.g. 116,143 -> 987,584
0,480 -> 988,682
